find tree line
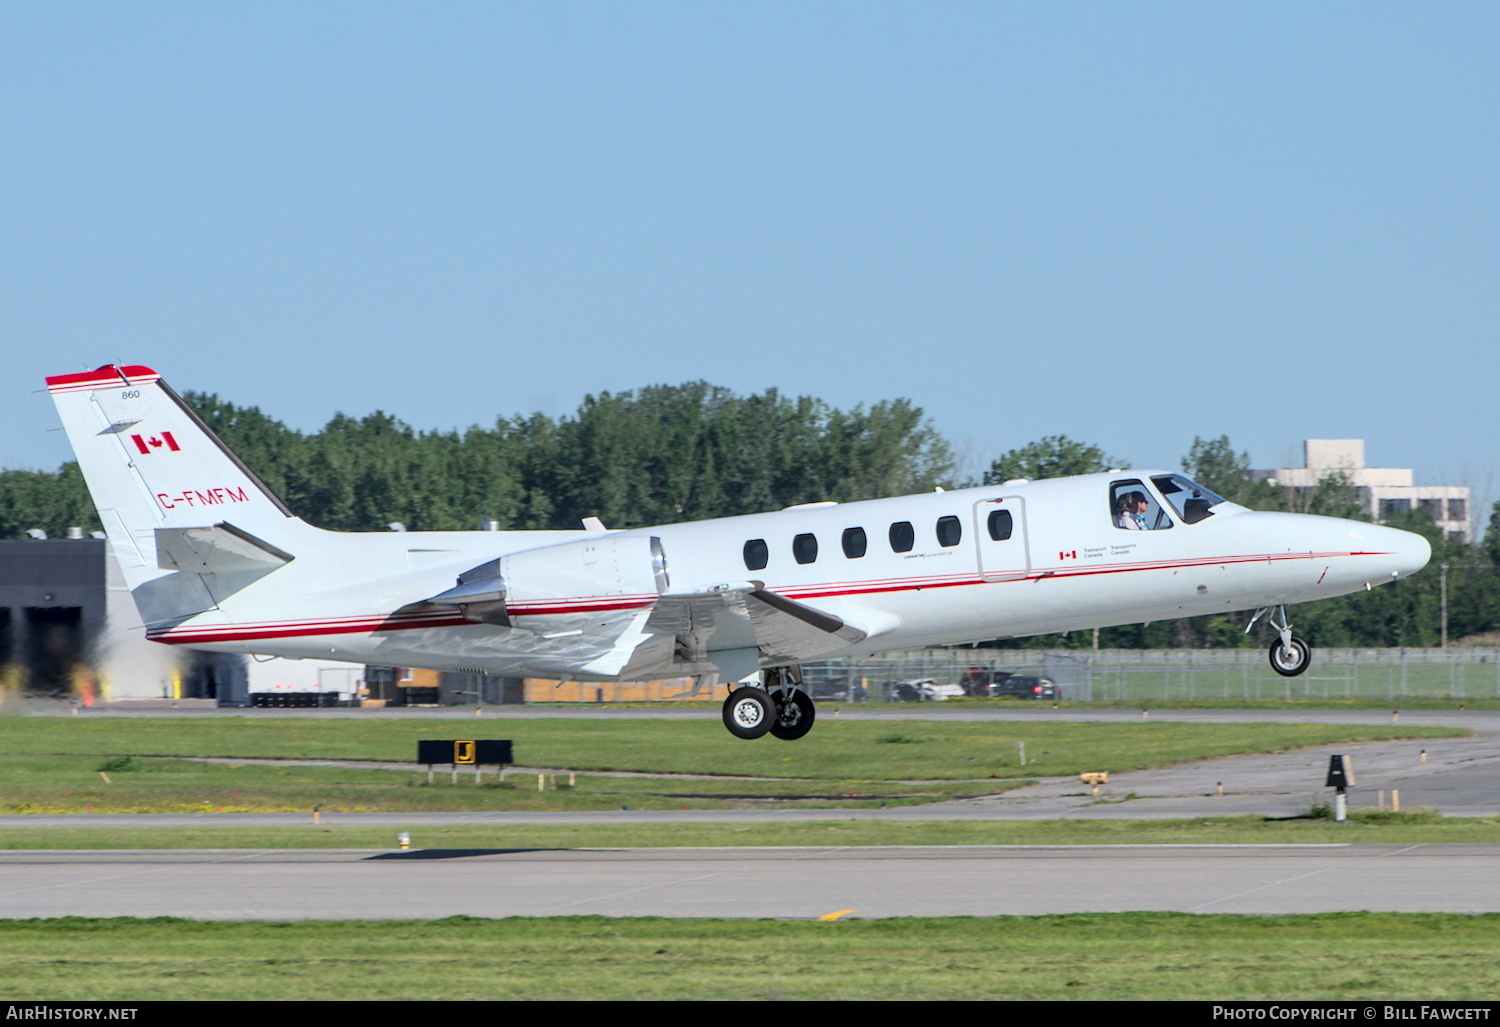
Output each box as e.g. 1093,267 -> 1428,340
1,383 -> 953,535
3,386 -> 1497,648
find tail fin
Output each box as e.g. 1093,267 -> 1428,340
46,365 -> 313,606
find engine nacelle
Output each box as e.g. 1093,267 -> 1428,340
504,533 -> 668,618
434,534 -> 669,633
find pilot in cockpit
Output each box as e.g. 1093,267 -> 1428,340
1113,491 -> 1150,530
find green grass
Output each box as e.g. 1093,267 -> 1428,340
4,814 -> 1499,850
0,715 -> 1464,814
2,712 -> 1495,1001
5,912 -> 1498,1000
0,752 -> 1015,813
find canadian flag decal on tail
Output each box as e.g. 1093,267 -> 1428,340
130,432 -> 181,455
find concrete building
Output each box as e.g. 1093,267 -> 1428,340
0,536 -> 183,701
1261,439 -> 1471,541
0,536 -> 370,704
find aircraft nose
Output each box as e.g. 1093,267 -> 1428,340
1373,522 -> 1432,580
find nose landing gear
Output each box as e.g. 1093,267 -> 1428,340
720,664 -> 816,740
1248,605 -> 1312,677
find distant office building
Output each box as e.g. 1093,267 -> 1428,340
1261,439 -> 1471,541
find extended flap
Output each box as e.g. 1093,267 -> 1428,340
647,584 -> 867,665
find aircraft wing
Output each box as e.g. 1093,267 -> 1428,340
646,583 -> 867,666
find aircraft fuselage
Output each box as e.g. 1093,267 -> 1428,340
140,475 -> 1429,681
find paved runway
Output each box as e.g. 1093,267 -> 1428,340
2,844 -> 1497,919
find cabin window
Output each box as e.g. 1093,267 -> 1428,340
1151,474 -> 1227,525
1110,480 -> 1172,531
936,515 -> 962,547
987,509 -> 1013,541
889,521 -> 915,553
793,533 -> 819,565
743,539 -> 769,571
842,527 -> 868,559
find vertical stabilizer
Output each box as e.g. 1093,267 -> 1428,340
45,365 -> 313,605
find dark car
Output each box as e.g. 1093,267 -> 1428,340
986,675 -> 1057,700
960,666 -> 1009,696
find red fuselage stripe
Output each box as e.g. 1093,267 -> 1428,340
145,550 -> 1391,646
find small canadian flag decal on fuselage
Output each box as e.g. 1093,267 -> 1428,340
131,432 -> 181,455
1059,550 -> 1077,560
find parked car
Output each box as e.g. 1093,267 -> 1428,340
885,678 -> 965,702
809,680 -> 858,701
987,675 -> 1057,700
885,679 -> 921,702
961,666 -> 1012,696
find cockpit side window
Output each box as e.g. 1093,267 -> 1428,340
1151,474 -> 1227,525
1110,479 -> 1173,531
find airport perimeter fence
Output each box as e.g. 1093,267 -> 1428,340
801,651 -> 1090,701
802,648 -> 1500,704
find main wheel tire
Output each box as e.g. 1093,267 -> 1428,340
722,687 -> 775,739
769,690 -> 816,741
1269,636 -> 1312,677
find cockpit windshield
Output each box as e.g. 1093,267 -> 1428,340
1151,474 -> 1228,525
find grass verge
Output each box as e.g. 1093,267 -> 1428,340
4,814 -> 1499,850
4,912 -> 1499,1000
0,715 -> 1464,812
0,754 -> 1020,813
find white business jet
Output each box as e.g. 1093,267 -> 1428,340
47,365 -> 1431,740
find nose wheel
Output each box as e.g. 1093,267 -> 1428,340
1249,605 -> 1313,677
1268,635 -> 1312,677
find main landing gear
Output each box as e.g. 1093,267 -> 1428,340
1247,605 -> 1312,677
721,665 -> 816,741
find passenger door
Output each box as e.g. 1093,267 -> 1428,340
973,498 -> 1030,581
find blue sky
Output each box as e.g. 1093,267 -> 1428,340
5,3 -> 1496,508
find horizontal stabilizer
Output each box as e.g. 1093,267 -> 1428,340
156,522 -> 295,575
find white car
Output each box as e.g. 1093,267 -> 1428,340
888,678 -> 965,701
